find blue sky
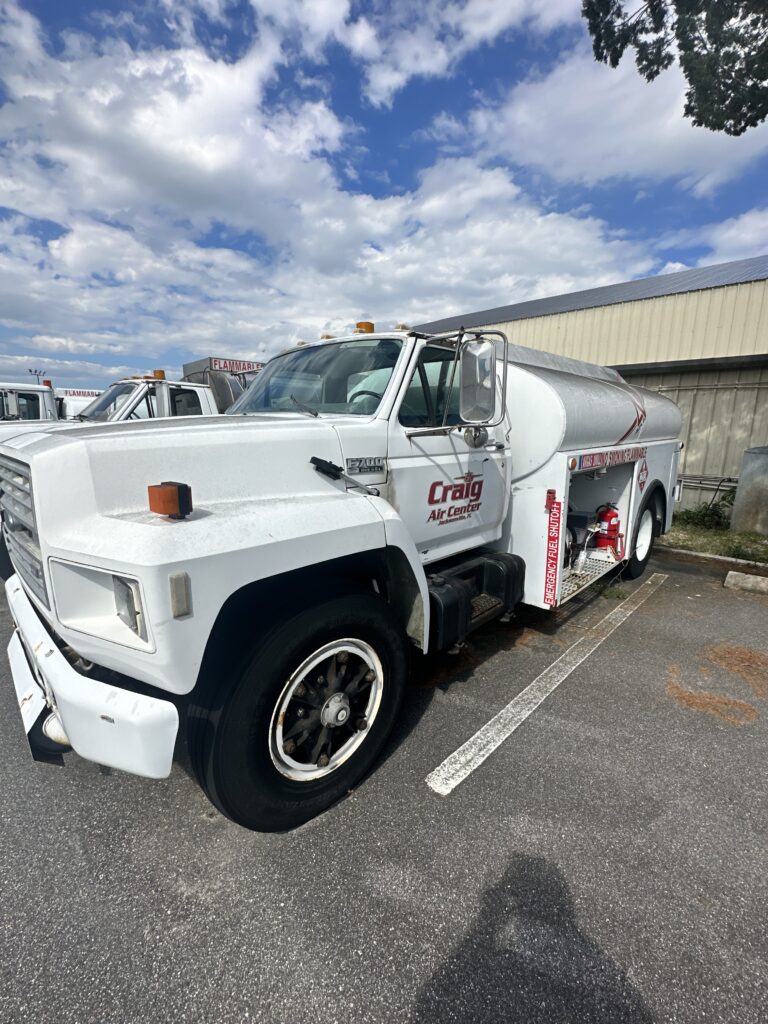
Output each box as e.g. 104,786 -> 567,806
0,0 -> 766,386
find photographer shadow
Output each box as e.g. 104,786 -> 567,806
414,853 -> 654,1024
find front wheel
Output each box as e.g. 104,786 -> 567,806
623,504 -> 656,579
188,593 -> 409,831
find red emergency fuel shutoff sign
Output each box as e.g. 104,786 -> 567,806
543,499 -> 562,606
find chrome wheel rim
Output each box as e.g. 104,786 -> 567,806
269,639 -> 384,781
635,509 -> 654,562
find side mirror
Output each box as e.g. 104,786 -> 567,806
460,339 -> 496,423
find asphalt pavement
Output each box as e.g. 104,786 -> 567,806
1,552 -> 766,1024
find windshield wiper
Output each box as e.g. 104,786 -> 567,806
289,394 -> 319,418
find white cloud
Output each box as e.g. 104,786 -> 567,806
665,208 -> 768,266
0,157 -> 654,384
0,353 -> 146,385
470,48 -> 768,196
352,0 -> 581,107
0,1 -> 762,389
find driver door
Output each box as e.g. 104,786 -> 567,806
386,344 -> 509,564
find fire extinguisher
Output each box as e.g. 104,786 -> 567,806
596,504 -> 621,552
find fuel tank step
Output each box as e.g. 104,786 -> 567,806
427,549 -> 525,652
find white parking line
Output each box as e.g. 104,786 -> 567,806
426,571 -> 668,796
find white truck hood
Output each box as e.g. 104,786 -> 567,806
0,414 -> 348,521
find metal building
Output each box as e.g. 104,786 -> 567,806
417,255 -> 768,508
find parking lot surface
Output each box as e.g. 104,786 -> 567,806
1,553 -> 766,1024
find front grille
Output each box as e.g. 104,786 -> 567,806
0,455 -> 49,608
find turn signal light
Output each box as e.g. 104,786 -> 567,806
148,481 -> 193,520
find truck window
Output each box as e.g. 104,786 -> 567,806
229,338 -> 403,417
399,347 -> 462,427
17,392 -> 41,419
80,382 -> 138,421
128,391 -> 155,419
170,387 -> 203,416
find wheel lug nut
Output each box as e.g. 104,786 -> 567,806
365,671 -> 375,683
284,740 -> 297,755
317,753 -> 330,767
296,707 -> 306,718
317,675 -> 325,685
356,717 -> 368,731
295,683 -> 307,698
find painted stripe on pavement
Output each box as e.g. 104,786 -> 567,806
426,572 -> 668,796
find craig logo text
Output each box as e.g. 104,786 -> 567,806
427,473 -> 483,524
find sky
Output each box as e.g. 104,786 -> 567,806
0,0 -> 766,387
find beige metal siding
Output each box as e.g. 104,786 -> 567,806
481,279 -> 768,366
624,365 -> 768,508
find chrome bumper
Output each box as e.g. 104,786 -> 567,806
5,575 -> 178,779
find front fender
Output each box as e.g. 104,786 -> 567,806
38,491 -> 389,695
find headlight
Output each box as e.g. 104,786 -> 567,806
49,559 -> 154,651
113,575 -> 147,641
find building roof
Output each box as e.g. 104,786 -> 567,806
416,254 -> 768,334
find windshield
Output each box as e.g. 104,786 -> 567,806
228,338 -> 404,417
79,382 -> 138,422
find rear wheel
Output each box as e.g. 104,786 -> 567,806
188,593 -> 408,831
624,503 -> 656,579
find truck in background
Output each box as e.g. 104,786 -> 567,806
1,326 -> 682,832
54,388 -> 103,419
0,380 -> 58,422
182,355 -> 264,412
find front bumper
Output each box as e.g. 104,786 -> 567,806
5,575 -> 178,778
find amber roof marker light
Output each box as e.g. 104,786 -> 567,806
148,481 -> 193,520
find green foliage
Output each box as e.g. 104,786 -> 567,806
675,494 -> 733,530
659,522 -> 768,563
581,1 -> 768,136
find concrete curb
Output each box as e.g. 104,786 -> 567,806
656,544 -> 768,574
724,571 -> 768,594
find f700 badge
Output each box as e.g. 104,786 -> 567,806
346,457 -> 386,475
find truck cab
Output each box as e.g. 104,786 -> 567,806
1,328 -> 682,832
0,381 -> 59,423
75,374 -> 219,421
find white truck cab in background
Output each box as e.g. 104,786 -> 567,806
74,372 -> 220,422
1,327 -> 682,832
0,381 -> 59,423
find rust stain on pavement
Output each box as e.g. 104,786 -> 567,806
665,665 -> 759,727
704,643 -> 768,699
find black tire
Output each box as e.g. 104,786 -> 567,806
188,593 -> 409,832
0,537 -> 14,581
623,499 -> 657,579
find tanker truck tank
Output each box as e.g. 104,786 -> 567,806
500,342 -> 683,483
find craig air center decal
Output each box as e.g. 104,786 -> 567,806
427,472 -> 484,525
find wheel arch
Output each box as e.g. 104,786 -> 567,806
194,546 -> 427,695
642,480 -> 667,536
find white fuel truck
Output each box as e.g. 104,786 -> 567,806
2,327 -> 682,831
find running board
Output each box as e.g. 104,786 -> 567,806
427,550 -> 525,652
560,554 -> 618,603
